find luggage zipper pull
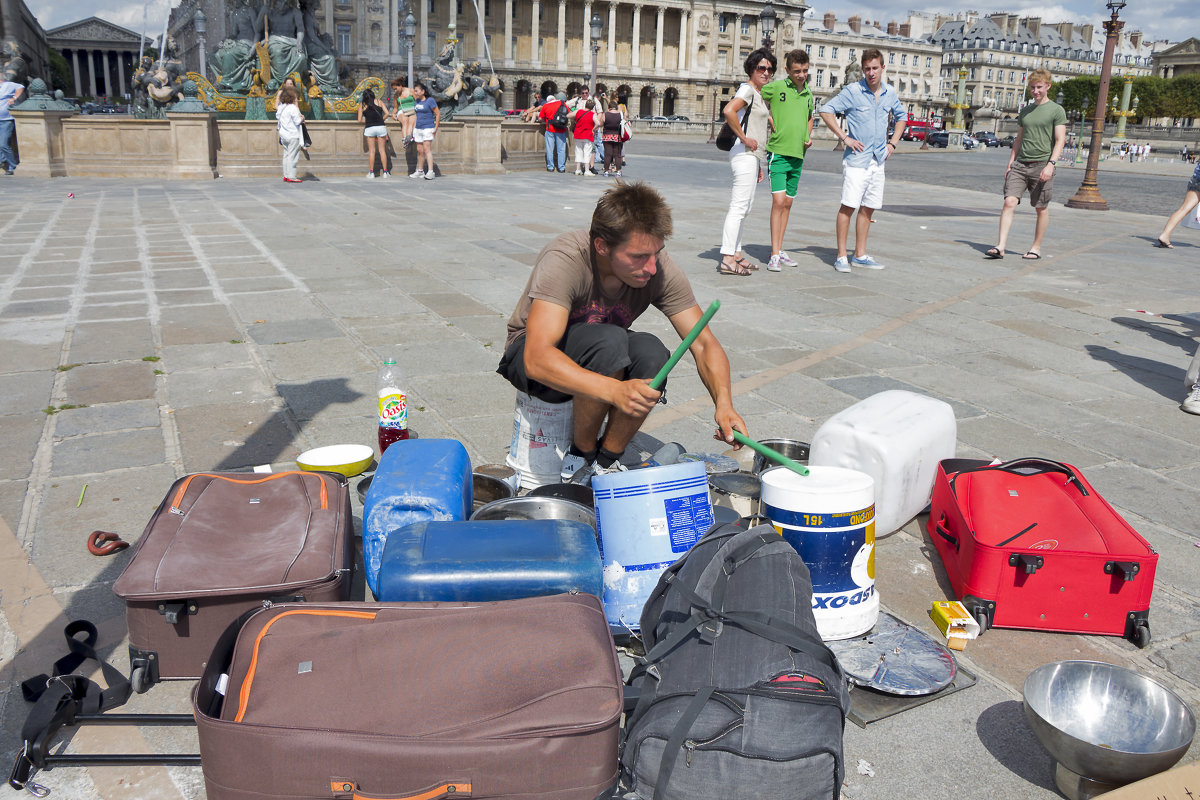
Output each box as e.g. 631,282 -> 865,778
168,506 -> 184,516
683,740 -> 696,767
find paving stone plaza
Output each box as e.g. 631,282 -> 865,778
0,142 -> 1197,799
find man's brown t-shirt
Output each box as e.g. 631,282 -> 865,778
504,230 -> 698,350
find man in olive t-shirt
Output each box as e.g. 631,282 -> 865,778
987,69 -> 1066,260
497,182 -> 747,483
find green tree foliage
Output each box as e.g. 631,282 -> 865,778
1162,74 -> 1200,119
48,49 -> 72,93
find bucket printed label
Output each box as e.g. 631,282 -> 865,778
765,503 -> 875,611
661,493 -> 715,552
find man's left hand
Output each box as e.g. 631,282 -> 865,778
1040,164 -> 1055,181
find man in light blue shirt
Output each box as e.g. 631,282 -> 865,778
0,79 -> 24,176
818,49 -> 906,273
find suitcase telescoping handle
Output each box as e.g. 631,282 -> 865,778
329,779 -> 472,800
950,458 -> 1089,496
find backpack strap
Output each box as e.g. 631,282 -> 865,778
651,687 -> 714,800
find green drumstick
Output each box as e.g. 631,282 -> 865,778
732,431 -> 810,477
649,299 -> 720,391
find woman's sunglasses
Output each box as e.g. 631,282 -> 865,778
754,65 -> 775,73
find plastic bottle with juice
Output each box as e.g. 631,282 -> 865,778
377,359 -> 409,453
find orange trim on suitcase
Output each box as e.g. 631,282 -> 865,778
329,779 -> 473,800
171,471 -> 329,513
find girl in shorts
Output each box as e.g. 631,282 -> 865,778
410,82 -> 440,180
358,88 -> 391,178
391,77 -> 417,146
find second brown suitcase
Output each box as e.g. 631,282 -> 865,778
194,594 -> 622,800
112,471 -> 354,690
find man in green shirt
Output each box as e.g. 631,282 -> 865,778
987,69 -> 1066,260
760,49 -> 814,272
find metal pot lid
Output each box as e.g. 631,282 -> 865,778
680,452 -> 741,474
827,612 -> 958,696
709,472 -> 762,497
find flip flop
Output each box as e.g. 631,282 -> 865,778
1153,239 -> 1174,249
984,247 -> 1004,259
1022,251 -> 1042,260
717,259 -> 752,276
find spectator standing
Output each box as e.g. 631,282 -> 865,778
984,69 -> 1065,260
276,85 -> 304,183
410,82 -> 439,180
759,49 -> 814,272
358,88 -> 391,178
818,48 -> 907,273
572,100 -> 596,176
717,48 -> 776,275
0,78 -> 24,175
601,98 -> 625,177
539,91 -> 570,173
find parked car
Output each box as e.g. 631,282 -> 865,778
999,134 -> 1016,147
973,130 -> 999,147
666,114 -> 689,121
927,131 -> 950,148
963,135 -> 980,150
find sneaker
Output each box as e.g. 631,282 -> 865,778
1184,384 -> 1200,415
582,170 -> 592,177
777,250 -> 798,267
547,166 -> 555,172
424,172 -> 435,180
602,170 -> 611,177
767,254 -> 783,272
851,254 -> 886,269
833,256 -> 851,273
410,170 -> 424,178
574,168 -> 583,175
380,171 -> 390,178
611,171 -> 622,177
366,172 -> 375,179
560,452 -> 590,483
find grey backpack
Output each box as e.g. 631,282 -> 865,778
620,523 -> 850,800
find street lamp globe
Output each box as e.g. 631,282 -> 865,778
1106,0 -> 1126,10
404,11 -> 416,39
194,8 -> 206,35
590,13 -> 603,43
759,2 -> 777,49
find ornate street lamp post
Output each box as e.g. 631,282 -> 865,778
589,12 -> 603,96
948,67 -> 969,149
1066,0 -> 1127,210
1114,76 -> 1137,140
1076,96 -> 1090,164
759,1 -> 777,52
194,8 -> 207,81
403,10 -> 416,91
707,76 -> 720,143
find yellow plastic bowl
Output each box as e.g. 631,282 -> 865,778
296,444 -> 375,478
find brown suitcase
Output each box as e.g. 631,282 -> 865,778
112,471 -> 354,690
193,594 -> 623,800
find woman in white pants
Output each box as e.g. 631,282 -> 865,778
277,85 -> 304,183
718,48 -> 775,275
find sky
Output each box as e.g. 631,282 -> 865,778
27,0 -> 1200,47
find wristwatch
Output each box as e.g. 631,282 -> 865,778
1048,160 -> 1057,165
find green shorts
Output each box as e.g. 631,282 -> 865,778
768,153 -> 805,197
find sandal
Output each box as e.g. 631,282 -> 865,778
1022,251 -> 1042,260
1153,239 -> 1174,249
717,258 -> 752,276
984,247 -> 1004,259
734,255 -> 758,271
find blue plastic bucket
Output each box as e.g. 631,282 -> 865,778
592,460 -> 714,632
760,465 -> 878,640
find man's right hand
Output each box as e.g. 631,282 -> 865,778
843,137 -> 866,152
609,378 -> 662,417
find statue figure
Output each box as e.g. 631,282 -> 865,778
2,40 -> 29,85
844,61 -> 863,86
425,42 -> 464,109
258,0 -> 308,92
132,40 -> 186,119
209,0 -> 259,93
299,0 -> 343,96
450,59 -> 504,117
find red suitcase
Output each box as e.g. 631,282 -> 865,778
928,458 -> 1157,647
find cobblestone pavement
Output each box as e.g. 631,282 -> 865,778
0,155 -> 1196,799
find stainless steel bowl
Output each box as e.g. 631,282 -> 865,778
527,482 -> 594,508
470,495 -> 596,531
752,439 -> 811,474
472,472 -> 516,512
1023,660 -> 1196,797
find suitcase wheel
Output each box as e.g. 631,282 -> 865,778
1131,623 -> 1151,649
972,605 -> 991,634
130,665 -> 150,694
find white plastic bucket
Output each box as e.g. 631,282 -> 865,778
593,460 -> 713,632
760,465 -> 878,641
505,392 -> 573,490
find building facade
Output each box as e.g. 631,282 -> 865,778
801,13 -> 945,124
1152,37 -> 1200,79
1,0 -> 50,84
46,17 -> 153,100
930,13 -> 1156,124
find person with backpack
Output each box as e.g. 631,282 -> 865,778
539,91 -> 571,173
717,48 -> 776,276
571,99 -> 597,176
601,98 -> 625,177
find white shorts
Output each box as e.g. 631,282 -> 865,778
413,127 -> 435,143
840,161 -> 886,210
364,125 -> 388,138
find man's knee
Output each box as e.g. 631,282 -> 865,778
626,332 -> 670,381
1002,196 -> 1020,210
563,324 -> 632,376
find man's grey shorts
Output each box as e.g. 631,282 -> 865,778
497,324 -> 669,404
1004,159 -> 1054,209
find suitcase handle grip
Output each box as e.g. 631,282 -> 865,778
933,517 -> 958,551
951,458 -> 1089,496
330,780 -> 472,800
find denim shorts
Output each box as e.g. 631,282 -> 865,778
363,126 -> 388,138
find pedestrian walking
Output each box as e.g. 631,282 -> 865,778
759,49 -> 813,272
601,99 -> 624,177
0,77 -> 24,175
1153,160 -> 1200,249
717,47 -> 776,275
1184,343 -> 1200,416
818,48 -> 906,273
358,88 -> 391,178
984,69 -> 1065,260
410,82 -> 439,180
391,77 -> 416,146
276,85 -> 304,183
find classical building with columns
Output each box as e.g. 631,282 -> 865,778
1151,38 -> 1200,80
46,17 -> 154,100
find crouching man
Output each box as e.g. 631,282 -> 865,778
497,182 -> 747,482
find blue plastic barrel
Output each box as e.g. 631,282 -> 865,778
592,460 -> 713,632
362,439 -> 472,597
